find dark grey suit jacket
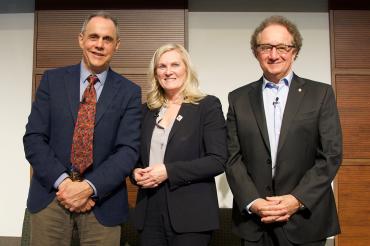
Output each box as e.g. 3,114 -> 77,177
134,95 -> 227,233
225,74 -> 342,244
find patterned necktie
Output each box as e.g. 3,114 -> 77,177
70,75 -> 98,174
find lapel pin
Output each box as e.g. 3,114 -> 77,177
176,115 -> 183,121
298,88 -> 302,92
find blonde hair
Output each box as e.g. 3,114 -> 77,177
146,43 -> 205,109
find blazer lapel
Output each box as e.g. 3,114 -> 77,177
249,79 -> 271,153
95,69 -> 121,125
64,65 -> 81,123
277,74 -> 306,154
167,103 -> 188,145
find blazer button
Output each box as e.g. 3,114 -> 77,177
266,159 -> 272,165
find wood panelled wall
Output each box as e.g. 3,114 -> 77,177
33,9 -> 186,207
330,10 -> 370,246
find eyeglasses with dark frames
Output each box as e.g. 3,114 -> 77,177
256,44 -> 295,54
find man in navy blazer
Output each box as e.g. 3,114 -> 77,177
225,16 -> 342,246
23,11 -> 141,245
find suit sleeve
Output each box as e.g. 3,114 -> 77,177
85,85 -> 142,199
225,92 -> 261,213
291,86 -> 342,211
134,103 -> 150,171
166,96 -> 227,190
23,71 -> 68,191
130,104 -> 149,186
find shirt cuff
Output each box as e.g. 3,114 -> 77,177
246,199 -> 259,214
84,179 -> 97,198
54,173 -> 69,189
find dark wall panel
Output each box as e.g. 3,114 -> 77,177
337,165 -> 370,245
35,10 -> 185,70
332,11 -> 370,69
331,10 -> 370,246
336,75 -> 370,159
35,0 -> 187,10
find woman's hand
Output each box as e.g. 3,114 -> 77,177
136,164 -> 168,188
133,167 -> 152,182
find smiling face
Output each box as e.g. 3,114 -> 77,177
156,49 -> 187,98
79,16 -> 120,74
255,24 -> 297,83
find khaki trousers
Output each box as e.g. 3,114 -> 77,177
30,198 -> 120,246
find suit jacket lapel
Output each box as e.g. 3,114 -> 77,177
95,69 -> 121,125
249,79 -> 271,153
64,65 -> 81,123
167,103 -> 188,145
277,74 -> 306,154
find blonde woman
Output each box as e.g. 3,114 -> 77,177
132,44 -> 227,246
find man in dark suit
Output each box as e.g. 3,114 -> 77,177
23,11 -> 141,245
225,15 -> 342,246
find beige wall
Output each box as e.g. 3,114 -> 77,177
0,13 -> 34,236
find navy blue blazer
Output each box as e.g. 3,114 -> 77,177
134,95 -> 227,232
24,64 -> 141,226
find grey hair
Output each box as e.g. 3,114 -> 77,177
81,11 -> 120,39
